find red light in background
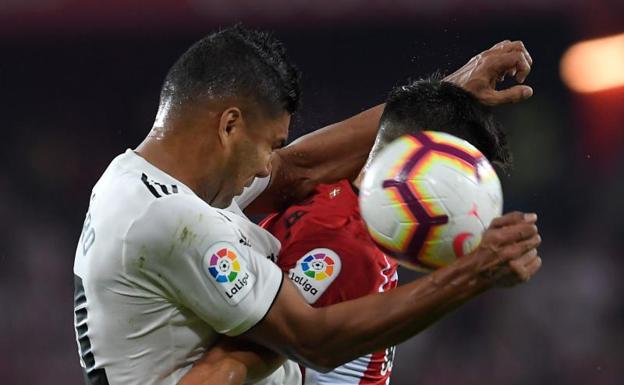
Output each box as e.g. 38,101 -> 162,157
561,33 -> 624,169
561,33 -> 624,93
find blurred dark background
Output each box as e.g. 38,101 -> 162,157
1,1 -> 623,384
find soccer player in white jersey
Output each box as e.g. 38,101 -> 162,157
74,25 -> 540,385
179,76 -> 537,385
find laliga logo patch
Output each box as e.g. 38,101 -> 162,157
203,243 -> 255,306
208,248 -> 241,282
301,253 -> 336,281
289,248 -> 341,304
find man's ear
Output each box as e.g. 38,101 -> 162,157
217,107 -> 244,148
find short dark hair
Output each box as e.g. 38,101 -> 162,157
160,24 -> 301,118
372,77 -> 512,171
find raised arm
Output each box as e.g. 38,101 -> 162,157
244,40 -> 533,214
244,104 -> 383,214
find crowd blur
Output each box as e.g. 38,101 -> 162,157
0,3 -> 622,385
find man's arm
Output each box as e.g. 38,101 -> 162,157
179,211 -> 541,384
244,41 -> 533,214
178,339 -> 284,385
244,104 -> 383,214
244,212 -> 541,371
178,225 -> 360,385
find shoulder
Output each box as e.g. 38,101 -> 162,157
282,246 -> 344,304
125,193 -> 237,250
121,193 -> 248,293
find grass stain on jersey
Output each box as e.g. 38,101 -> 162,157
165,243 -> 176,260
179,226 -> 198,246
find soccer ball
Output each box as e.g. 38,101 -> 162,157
359,131 -> 503,272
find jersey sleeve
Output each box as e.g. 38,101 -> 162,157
234,176 -> 270,210
277,245 -> 342,305
124,194 -> 283,336
276,231 -> 380,307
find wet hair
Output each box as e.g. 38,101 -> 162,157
159,24 -> 301,118
371,76 -> 512,171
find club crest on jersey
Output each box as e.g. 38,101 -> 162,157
288,248 -> 341,304
203,243 -> 255,305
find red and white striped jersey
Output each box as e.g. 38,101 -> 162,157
262,179 -> 399,385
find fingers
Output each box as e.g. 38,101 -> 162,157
483,212 -> 540,259
513,50 -> 532,83
524,254 -> 542,277
476,207 -> 543,286
453,40 -> 533,106
509,250 -> 542,282
512,248 -> 538,265
490,51 -> 531,83
501,234 -> 541,260
507,41 -> 533,67
490,211 -> 537,228
490,40 -> 533,66
482,84 -> 534,106
486,41 -> 532,84
474,49 -> 532,106
486,223 -> 539,250
490,40 -> 511,50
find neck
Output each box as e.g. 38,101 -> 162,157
135,125 -> 222,204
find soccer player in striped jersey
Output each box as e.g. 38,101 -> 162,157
263,77 -> 516,385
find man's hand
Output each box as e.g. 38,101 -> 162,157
444,40 -> 534,106
244,41 -> 533,215
467,211 -> 542,286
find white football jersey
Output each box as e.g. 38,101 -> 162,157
73,150 -> 300,385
